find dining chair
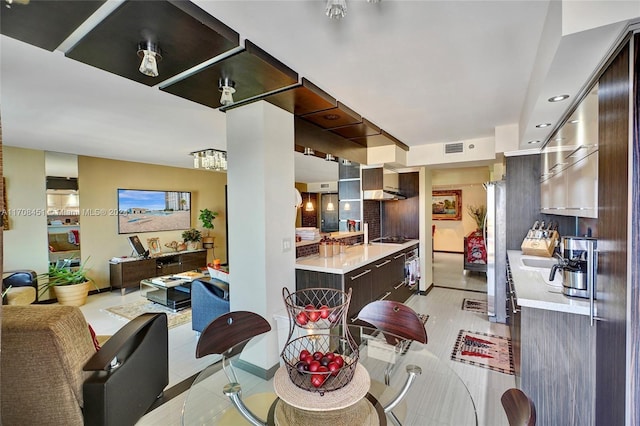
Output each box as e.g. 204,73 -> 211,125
195,311 -> 272,426
501,388 -> 536,426
356,300 -> 428,425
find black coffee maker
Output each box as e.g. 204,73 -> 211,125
549,236 -> 597,298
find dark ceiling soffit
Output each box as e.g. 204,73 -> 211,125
350,130 -> 410,151
260,78 -> 337,115
294,144 -> 339,162
160,39 -> 298,109
329,118 -> 382,140
0,0 -> 106,51
65,0 -> 240,87
295,117 -> 367,165
299,102 -> 362,130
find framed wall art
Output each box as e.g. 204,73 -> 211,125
432,190 -> 462,221
146,237 -> 161,256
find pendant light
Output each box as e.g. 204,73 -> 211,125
305,193 -> 314,211
326,194 -> 335,211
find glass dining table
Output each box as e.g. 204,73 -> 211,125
181,324 -> 478,425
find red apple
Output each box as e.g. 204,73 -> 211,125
299,349 -> 311,360
317,365 -> 329,373
324,352 -> 335,361
333,355 -> 344,368
327,361 -> 340,376
319,305 -> 330,319
310,374 -> 325,388
308,360 -> 321,372
296,311 -> 309,325
306,304 -> 320,322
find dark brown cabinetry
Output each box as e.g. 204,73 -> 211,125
110,250 -> 207,294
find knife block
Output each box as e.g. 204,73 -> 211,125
521,230 -> 558,257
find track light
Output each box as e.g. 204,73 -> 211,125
137,41 -> 162,77
219,77 -> 236,106
304,147 -> 315,156
325,153 -> 335,162
326,0 -> 347,19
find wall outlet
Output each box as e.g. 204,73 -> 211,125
282,238 -> 291,252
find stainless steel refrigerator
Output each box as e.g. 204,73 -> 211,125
484,180 -> 507,323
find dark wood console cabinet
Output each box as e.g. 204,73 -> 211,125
109,250 -> 207,294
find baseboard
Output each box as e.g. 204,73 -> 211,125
434,250 -> 464,254
234,358 -> 279,381
417,282 -> 434,296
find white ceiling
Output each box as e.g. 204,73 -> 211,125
0,1 -> 636,183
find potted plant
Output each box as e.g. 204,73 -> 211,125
199,208 -> 218,249
467,204 -> 487,234
38,258 -> 95,306
182,228 -> 202,250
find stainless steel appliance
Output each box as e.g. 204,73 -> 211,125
549,236 -> 598,299
484,181 -> 507,323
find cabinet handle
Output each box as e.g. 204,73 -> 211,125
375,260 -> 391,268
378,291 -> 392,301
394,253 -> 405,259
350,269 -> 371,280
510,293 -> 520,314
393,281 -> 405,290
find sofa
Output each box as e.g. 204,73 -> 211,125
48,232 -> 81,263
1,305 -> 168,426
191,279 -> 230,333
2,269 -> 38,305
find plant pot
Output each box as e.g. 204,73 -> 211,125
53,281 -> 90,306
187,241 -> 199,251
202,236 -> 215,249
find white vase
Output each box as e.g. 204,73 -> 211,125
188,241 -> 199,251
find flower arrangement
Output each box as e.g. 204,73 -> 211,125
467,204 -> 487,231
181,228 -> 202,243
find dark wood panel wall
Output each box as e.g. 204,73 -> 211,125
628,33 -> 640,426
505,155 -> 574,250
382,172 -> 419,239
595,39 -> 630,426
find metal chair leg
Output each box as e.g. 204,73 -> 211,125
383,364 -> 422,414
222,383 -> 267,426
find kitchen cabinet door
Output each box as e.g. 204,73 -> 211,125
566,151 -> 598,218
344,265 -> 373,321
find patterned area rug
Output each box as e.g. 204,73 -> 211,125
461,298 -> 487,314
105,299 -> 191,329
450,330 -> 514,375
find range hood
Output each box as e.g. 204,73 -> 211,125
362,167 -> 406,200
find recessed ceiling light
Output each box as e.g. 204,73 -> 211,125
536,123 -> 552,128
548,94 -> 570,102
527,140 -> 541,144
569,119 -> 580,124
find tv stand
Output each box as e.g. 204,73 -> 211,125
109,250 -> 206,295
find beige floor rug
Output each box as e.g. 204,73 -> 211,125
105,299 -> 192,329
451,330 -> 514,375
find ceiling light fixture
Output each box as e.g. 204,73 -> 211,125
527,140 -> 541,144
137,41 -> 162,77
303,147 -> 315,156
305,193 -> 314,212
326,0 -> 347,19
191,149 -> 227,171
548,94 -> 570,102
218,77 -> 236,106
326,194 -> 335,211
325,153 -> 335,162
535,123 -> 552,128
344,202 -> 351,211
341,159 -> 351,166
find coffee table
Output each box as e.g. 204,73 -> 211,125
139,277 -> 191,312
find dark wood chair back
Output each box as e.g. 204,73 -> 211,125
357,300 -> 427,344
195,311 -> 271,359
501,388 -> 536,426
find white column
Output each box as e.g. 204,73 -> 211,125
419,167 -> 433,292
226,101 -> 296,373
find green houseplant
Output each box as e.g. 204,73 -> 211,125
39,258 -> 95,306
182,228 -> 202,250
467,204 -> 487,232
199,209 -> 218,249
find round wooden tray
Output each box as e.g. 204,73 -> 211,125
273,363 -> 370,411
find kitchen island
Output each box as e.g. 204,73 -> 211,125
296,241 -> 418,320
508,250 -> 595,426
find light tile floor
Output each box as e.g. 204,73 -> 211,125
78,253 -> 513,425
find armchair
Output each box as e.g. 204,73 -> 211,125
2,269 -> 38,305
1,305 -> 168,426
191,279 -> 230,333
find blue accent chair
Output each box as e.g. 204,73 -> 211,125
191,279 -> 230,334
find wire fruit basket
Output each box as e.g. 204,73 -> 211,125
281,333 -> 359,395
282,287 -> 351,332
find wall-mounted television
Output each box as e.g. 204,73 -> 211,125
117,189 -> 191,234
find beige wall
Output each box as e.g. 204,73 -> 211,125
79,156 -> 227,290
432,167 -> 490,253
3,147 -> 49,273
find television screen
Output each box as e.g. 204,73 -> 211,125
127,235 -> 147,257
117,189 -> 191,234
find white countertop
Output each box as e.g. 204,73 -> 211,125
296,240 -> 418,274
508,250 -> 591,316
295,231 -> 364,248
